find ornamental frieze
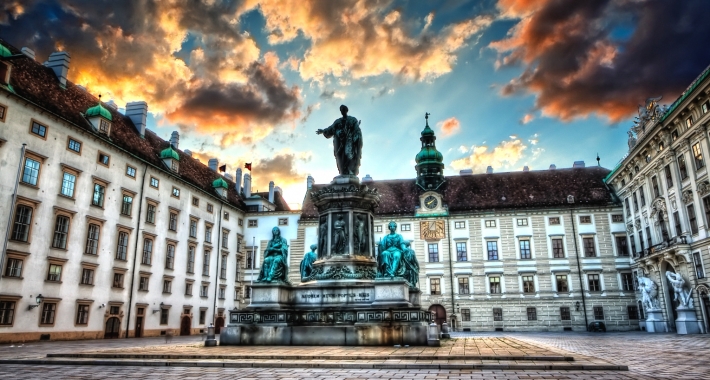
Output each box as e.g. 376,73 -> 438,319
681,190 -> 694,204
626,224 -> 635,234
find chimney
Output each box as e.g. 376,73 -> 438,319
170,131 -> 179,149
459,169 -> 473,176
208,158 -> 218,172
46,51 -> 70,86
244,173 -> 252,198
523,166 -> 529,172
268,181 -> 275,203
573,160 -> 585,168
486,166 -> 493,174
105,100 -> 118,110
275,186 -> 282,195
362,174 -> 373,182
21,47 -> 35,60
125,101 -> 148,137
307,175 -> 315,189
549,164 -> 556,170
224,173 -> 233,181
184,149 -> 192,157
235,168 -> 243,194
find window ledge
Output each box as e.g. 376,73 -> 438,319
57,193 -> 75,200
90,204 -> 104,210
8,240 -> 30,245
162,292 -> 172,295
44,280 -> 62,284
138,289 -> 149,292
19,182 -> 39,190
79,283 -> 95,287
2,276 -> 23,280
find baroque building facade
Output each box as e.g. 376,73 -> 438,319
605,65 -> 710,334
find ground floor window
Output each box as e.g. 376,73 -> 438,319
526,307 -> 537,321
493,308 -> 503,321
0,301 -> 15,325
560,307 -> 571,321
593,306 -> 604,320
461,309 -> 470,321
627,305 -> 639,320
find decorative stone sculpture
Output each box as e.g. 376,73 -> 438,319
402,240 -> 420,288
300,244 -> 318,280
665,271 -> 694,308
638,275 -> 660,310
332,214 -> 348,255
353,214 -> 367,253
316,104 -> 362,176
256,227 -> 289,283
377,221 -> 406,278
627,130 -> 637,150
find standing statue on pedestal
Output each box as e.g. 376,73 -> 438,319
256,227 -> 289,283
665,271 -> 694,308
638,275 -> 660,310
353,214 -> 367,253
377,221 -> 406,278
300,244 -> 318,281
332,214 -> 348,255
402,241 -> 419,288
316,105 -> 362,176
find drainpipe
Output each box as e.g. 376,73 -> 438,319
0,144 -> 26,284
124,163 -> 149,338
446,215 -> 456,331
570,207 -> 589,329
212,203 -> 224,325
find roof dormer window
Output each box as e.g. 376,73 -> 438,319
159,146 -> 180,173
85,97 -> 113,136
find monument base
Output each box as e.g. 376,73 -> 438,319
675,307 -> 701,334
644,309 -> 667,333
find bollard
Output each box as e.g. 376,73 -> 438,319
441,322 -> 451,339
205,323 -> 217,347
427,322 -> 440,347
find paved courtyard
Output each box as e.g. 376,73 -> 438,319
0,332 -> 706,379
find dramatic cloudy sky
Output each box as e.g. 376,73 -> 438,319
3,0 -> 710,208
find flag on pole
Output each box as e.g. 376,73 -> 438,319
244,162 -> 252,171
218,164 -> 227,172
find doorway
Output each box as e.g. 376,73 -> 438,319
104,317 -> 120,339
428,304 -> 447,326
135,316 -> 143,338
180,316 -> 191,336
701,291 -> 710,333
215,316 -> 225,334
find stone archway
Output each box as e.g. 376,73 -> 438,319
428,304 -> 446,326
180,315 -> 191,336
215,316 -> 225,334
104,317 -> 120,339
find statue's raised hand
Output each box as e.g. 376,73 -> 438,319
316,129 -> 324,135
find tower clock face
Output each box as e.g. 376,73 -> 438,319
424,195 -> 438,209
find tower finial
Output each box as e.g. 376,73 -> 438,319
425,112 -> 430,126
596,153 -> 600,167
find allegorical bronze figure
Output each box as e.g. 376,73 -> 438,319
316,104 -> 362,176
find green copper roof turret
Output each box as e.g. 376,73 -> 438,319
159,146 -> 180,161
0,44 -> 11,58
85,103 -> 113,121
212,177 -> 229,189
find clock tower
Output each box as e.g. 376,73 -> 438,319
415,113 -> 445,190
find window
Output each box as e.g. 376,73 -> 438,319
67,138 -> 82,153
428,243 -> 439,262
615,235 -> 629,256
400,223 -> 411,231
121,194 -> 133,216
519,240 -> 531,259
640,188 -> 647,206
113,273 -> 124,288
60,172 -> 76,197
454,221 -> 465,229
693,143 -> 705,170
126,165 -> 136,178
185,282 -> 193,296
220,255 -> 227,279
583,237 -> 596,257
219,286 -> 226,299
693,252 -> 705,279
84,224 -> 100,255
92,183 -> 105,207
139,276 -> 149,291
527,307 -> 537,321
200,284 -> 209,297
168,212 -> 178,232
278,218 -> 289,226
97,152 -> 110,166
703,101 -> 709,114
579,215 -> 592,224
81,268 -> 94,285
652,176 -> 660,198
76,304 -> 89,325
456,242 -> 467,261
588,274 -> 601,292
704,197 -> 710,234
142,238 -> 153,265
621,272 -> 634,291
199,309 -> 206,324
187,246 -> 196,273
612,214 -> 623,223
638,230 -> 645,252
487,241 -> 498,260
0,301 -> 15,325
4,258 -> 22,277
458,277 -> 469,294
163,279 -> 172,293
593,306 -> 604,320
560,307 -> 571,321
238,218 -> 243,227
30,120 -> 47,138
686,116 -> 694,129
627,305 -> 639,320
517,218 -> 528,226
430,278 -> 441,295
234,287 -> 240,301
688,204 -> 699,234
203,251 -> 210,276
522,275 -> 535,293
47,264 -> 62,282
247,219 -> 258,228
485,220 -> 496,228
552,239 -> 564,258
115,231 -> 129,260
374,225 -> 382,232
40,303 -> 56,325
21,157 -> 40,186
245,286 -> 252,299
52,215 -> 70,249
246,248 -> 254,269
11,205 -> 33,242
166,244 -> 175,269
549,217 -> 560,225
205,226 -> 212,243
160,308 -> 169,325
664,165 -> 673,189
489,276 -> 501,294
625,198 -> 631,217
222,230 -> 229,248
556,274 -> 568,292
150,177 -> 159,188
633,193 -> 639,211
461,309 -> 470,322
679,155 -> 688,179
0,104 -> 5,121
223,212 -> 229,220
207,203 -> 214,213
189,219 -> 197,238
493,308 -> 503,321
172,187 -> 180,198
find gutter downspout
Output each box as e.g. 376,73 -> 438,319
124,163 -> 149,338
570,206 -> 589,329
212,203 -> 224,325
446,215 -> 456,331
0,144 -> 26,284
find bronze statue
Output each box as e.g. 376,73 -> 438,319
377,221 -> 406,278
256,227 -> 289,283
332,214 -> 347,255
300,244 -> 318,280
316,105 -> 362,176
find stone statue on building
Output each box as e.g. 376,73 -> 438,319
316,104 -> 362,176
402,240 -> 419,288
638,275 -> 660,310
665,271 -> 694,308
377,221 -> 406,278
256,227 -> 289,283
300,244 -> 318,280
627,130 -> 637,150
332,214 -> 348,255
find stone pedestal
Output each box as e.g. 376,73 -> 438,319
645,309 -> 667,333
675,307 -> 701,334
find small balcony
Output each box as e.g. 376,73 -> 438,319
634,235 -> 691,266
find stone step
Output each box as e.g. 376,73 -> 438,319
47,353 -> 574,361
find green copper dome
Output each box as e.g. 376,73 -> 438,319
421,124 -> 435,137
0,44 -> 11,58
85,103 -> 113,121
415,146 -> 443,164
159,146 -> 180,161
212,177 -> 229,189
